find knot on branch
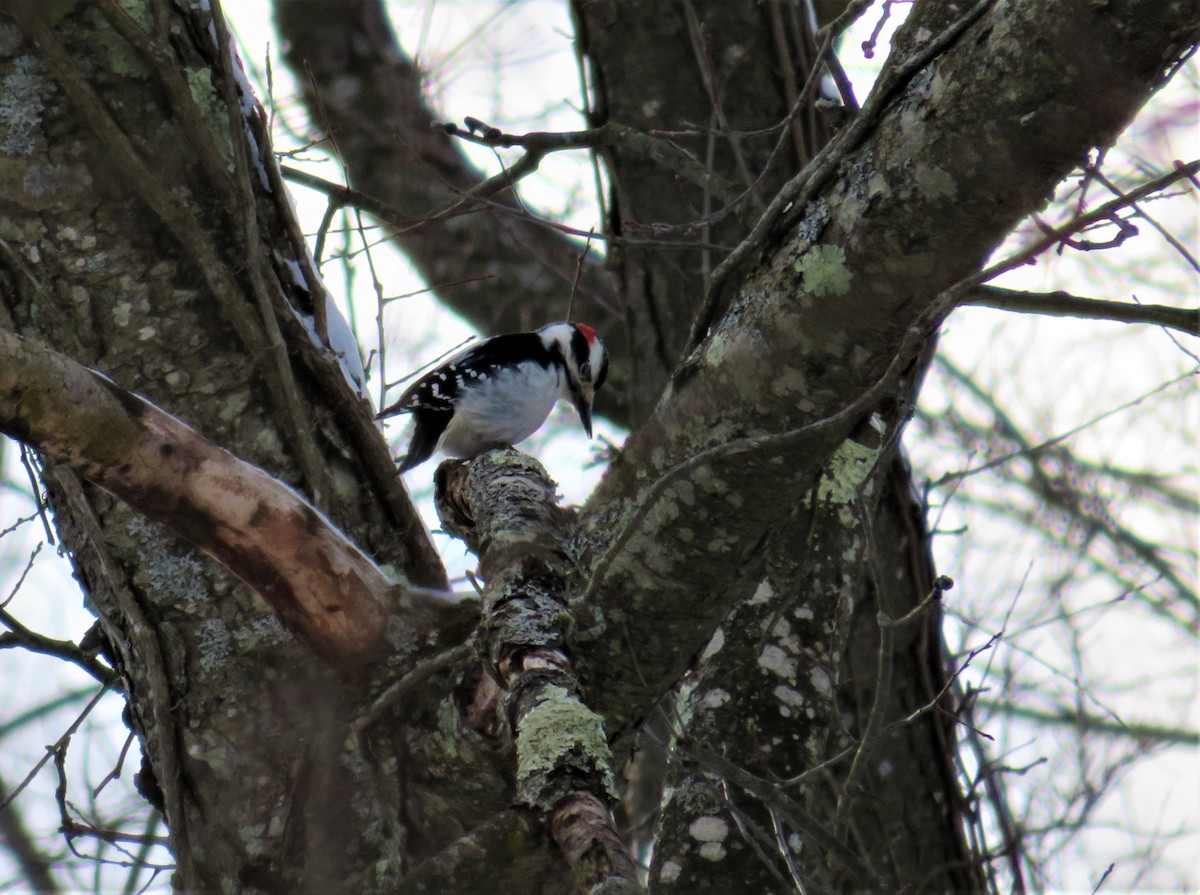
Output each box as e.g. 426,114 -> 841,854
483,565 -> 573,667
434,449 -> 576,578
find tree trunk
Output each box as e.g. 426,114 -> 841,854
0,0 -> 1195,892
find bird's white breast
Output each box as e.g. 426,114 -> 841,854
436,361 -> 563,457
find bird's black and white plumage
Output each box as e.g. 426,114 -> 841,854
377,322 -> 609,473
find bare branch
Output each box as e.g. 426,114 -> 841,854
690,0 -> 997,350
440,118 -> 746,212
965,286 -> 1199,337
0,774 -> 62,894
978,159 -> 1200,283
0,685 -> 109,814
0,611 -> 117,685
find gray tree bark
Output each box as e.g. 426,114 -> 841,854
0,0 -> 1195,892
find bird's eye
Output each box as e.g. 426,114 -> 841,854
579,361 -> 592,381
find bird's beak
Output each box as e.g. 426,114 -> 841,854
573,382 -> 595,438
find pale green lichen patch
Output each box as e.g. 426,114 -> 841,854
815,438 -> 880,505
794,245 -> 852,298
186,68 -> 235,168
516,685 -> 617,803
701,326 -> 738,369
915,163 -> 956,200
1,55 -> 52,156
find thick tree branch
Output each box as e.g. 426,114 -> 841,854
434,451 -> 640,894
576,0 -> 1200,750
0,328 -> 457,661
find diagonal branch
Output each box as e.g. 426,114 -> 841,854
575,0 -> 1200,754
438,118 -> 746,213
0,328 -> 459,662
976,159 -> 1200,283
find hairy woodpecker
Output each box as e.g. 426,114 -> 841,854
377,322 -> 609,473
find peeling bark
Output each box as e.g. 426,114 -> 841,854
0,328 -> 466,661
435,452 -> 639,893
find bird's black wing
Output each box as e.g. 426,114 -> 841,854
376,332 -> 549,418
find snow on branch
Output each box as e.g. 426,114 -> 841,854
0,328 -> 436,662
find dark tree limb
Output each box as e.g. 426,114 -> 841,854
576,0 -> 1200,757
0,775 -> 62,895
0,604 -> 117,686
435,451 -> 640,894
272,0 -> 627,409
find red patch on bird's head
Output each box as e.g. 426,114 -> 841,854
576,323 -> 597,344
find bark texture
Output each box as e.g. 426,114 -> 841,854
576,0 -> 1199,755
435,451 -> 639,892
0,0 -> 1195,893
0,2 -> 446,890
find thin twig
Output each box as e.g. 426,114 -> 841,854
689,0 -> 997,351
0,684 -> 110,813
567,229 -> 597,322
978,160 -> 1200,283
686,748 -> 888,892
1087,164 -> 1199,272
930,368 -> 1197,488
92,730 -> 137,798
